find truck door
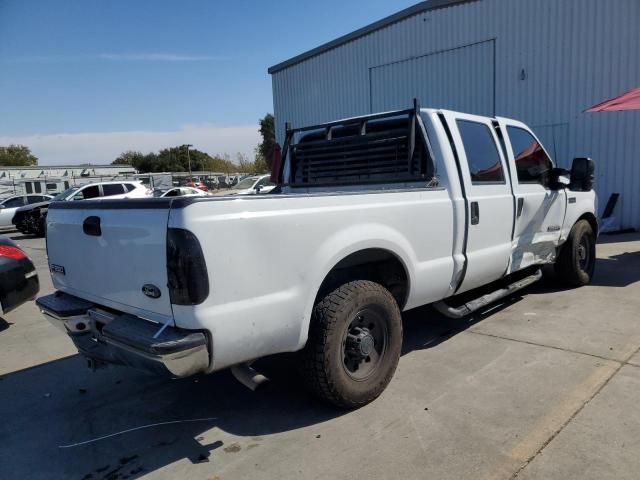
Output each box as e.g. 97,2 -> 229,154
442,111 -> 515,293
497,118 -> 567,272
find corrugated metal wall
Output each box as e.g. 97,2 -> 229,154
370,40 -> 495,115
271,0 -> 640,229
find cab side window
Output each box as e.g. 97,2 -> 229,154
507,127 -> 553,188
3,197 -> 25,208
102,184 -> 125,197
75,185 -> 100,200
457,120 -> 505,183
27,195 -> 45,204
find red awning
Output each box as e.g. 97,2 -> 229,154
586,87 -> 640,112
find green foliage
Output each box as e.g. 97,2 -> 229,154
112,147 -> 269,174
258,113 -> 276,168
0,144 -> 38,166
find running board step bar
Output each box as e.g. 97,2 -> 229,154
434,269 -> 543,319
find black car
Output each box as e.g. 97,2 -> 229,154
0,236 -> 39,314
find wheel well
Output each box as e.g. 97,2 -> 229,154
578,212 -> 598,236
316,249 -> 410,309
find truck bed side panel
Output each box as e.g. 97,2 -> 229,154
169,189 -> 455,371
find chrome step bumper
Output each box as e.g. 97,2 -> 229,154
37,292 -> 210,378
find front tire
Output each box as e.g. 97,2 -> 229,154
300,280 -> 402,408
555,220 -> 596,286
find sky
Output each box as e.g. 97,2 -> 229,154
0,0 -> 417,165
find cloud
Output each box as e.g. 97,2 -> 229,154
4,53 -> 223,63
0,124 -> 260,165
97,53 -> 223,62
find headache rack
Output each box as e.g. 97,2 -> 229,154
280,101 -> 435,188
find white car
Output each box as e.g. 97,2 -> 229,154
214,174 -> 276,195
0,194 -> 53,229
39,106 -> 597,408
67,181 -> 150,200
12,181 -> 150,237
154,187 -> 208,198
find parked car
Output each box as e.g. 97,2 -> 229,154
154,187 -> 208,198
211,174 -> 276,196
0,236 -> 38,315
184,181 -> 209,192
0,195 -> 53,230
13,181 -> 149,237
38,106 -> 597,408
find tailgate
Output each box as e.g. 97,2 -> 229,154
47,201 -> 173,324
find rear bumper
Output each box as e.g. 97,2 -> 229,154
36,292 -> 210,378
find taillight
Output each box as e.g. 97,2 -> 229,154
0,245 -> 27,260
166,228 -> 209,305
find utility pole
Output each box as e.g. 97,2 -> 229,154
184,144 -> 193,180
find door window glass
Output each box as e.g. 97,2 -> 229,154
507,126 -> 553,187
75,185 -> 100,200
3,197 -> 24,208
457,120 -> 505,183
102,184 -> 125,196
27,195 -> 44,204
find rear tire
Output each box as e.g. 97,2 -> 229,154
555,220 -> 596,286
300,280 -> 402,408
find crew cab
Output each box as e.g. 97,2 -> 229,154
37,105 -> 597,408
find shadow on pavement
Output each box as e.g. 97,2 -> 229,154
8,233 -> 39,241
590,251 -> 640,287
0,317 -> 12,332
0,298 -> 528,480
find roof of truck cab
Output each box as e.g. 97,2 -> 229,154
268,0 -> 478,74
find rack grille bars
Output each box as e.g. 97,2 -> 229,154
279,99 -> 422,185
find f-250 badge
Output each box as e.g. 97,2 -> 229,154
142,284 -> 161,299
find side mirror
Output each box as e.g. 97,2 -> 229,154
255,185 -> 263,193
570,157 -> 595,191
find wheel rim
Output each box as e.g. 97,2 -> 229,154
341,308 -> 388,381
577,234 -> 591,271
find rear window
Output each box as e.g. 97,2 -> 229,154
102,184 -> 125,196
457,120 -> 505,183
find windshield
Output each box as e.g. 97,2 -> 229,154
52,187 -> 79,201
233,177 -> 259,190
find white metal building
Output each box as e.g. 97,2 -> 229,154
269,0 -> 640,229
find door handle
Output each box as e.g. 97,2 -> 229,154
470,201 -> 480,225
83,216 -> 102,236
517,197 -> 524,218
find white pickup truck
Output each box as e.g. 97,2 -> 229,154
37,105 -> 597,408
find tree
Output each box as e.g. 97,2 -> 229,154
0,145 -> 38,166
258,113 -> 276,168
112,151 -> 145,167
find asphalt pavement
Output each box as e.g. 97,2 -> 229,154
1,232 -> 639,480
